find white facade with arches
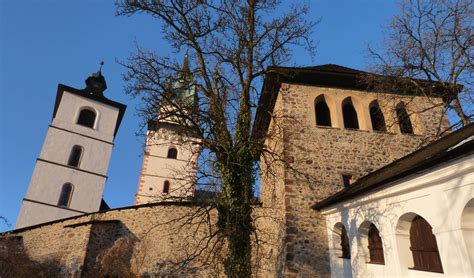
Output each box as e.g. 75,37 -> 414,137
320,143 -> 474,277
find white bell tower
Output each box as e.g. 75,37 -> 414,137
16,65 -> 126,228
135,55 -> 200,204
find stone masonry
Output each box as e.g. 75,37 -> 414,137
258,82 -> 449,277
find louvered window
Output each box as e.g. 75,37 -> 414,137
368,224 -> 385,264
409,216 -> 443,273
340,225 -> 350,259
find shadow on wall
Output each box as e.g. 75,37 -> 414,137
0,235 -> 64,277
82,220 -> 138,277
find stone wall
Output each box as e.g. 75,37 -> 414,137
3,203 -> 282,277
259,83 -> 449,277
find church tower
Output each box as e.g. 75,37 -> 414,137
135,55 -> 200,204
16,66 -> 126,229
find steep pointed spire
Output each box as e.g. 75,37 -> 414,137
179,51 -> 191,82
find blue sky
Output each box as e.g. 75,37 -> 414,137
0,0 -> 398,231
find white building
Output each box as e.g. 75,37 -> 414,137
16,68 -> 126,229
314,124 -> 474,277
135,55 -> 200,204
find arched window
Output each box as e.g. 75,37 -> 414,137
340,224 -> 350,259
461,199 -> 474,269
409,216 -> 443,273
368,224 -> 385,264
77,108 -> 96,128
167,147 -> 178,159
315,95 -> 332,127
342,97 -> 359,129
396,103 -> 414,134
58,183 -> 73,207
67,145 -> 83,168
369,101 -> 386,132
163,180 -> 170,194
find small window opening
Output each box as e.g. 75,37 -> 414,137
342,98 -> 359,129
342,174 -> 355,188
315,96 -> 332,127
368,224 -> 385,264
167,147 -> 178,159
369,101 -> 387,132
163,180 -> 170,194
58,183 -> 73,207
409,216 -> 443,273
67,145 -> 83,168
340,225 -> 350,259
77,108 -> 96,128
396,103 -> 414,134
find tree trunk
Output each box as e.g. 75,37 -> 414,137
218,153 -> 254,278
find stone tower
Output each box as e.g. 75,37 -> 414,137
255,65 -> 451,276
16,67 -> 126,229
135,55 -> 200,204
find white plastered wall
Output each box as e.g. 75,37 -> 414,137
16,90 -> 120,228
135,128 -> 199,204
321,154 -> 474,277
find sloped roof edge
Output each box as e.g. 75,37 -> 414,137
312,123 -> 474,210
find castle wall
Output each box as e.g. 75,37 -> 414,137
5,204 -> 283,277
261,83 -> 449,277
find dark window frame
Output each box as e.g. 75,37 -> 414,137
340,225 -> 351,259
77,108 -> 96,129
409,216 -> 444,273
67,145 -> 83,168
58,183 -> 74,208
368,223 -> 385,264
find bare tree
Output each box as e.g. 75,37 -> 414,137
368,0 -> 473,130
115,0 -> 315,276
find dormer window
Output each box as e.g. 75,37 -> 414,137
77,108 -> 96,128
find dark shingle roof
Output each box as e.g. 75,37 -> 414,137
250,64 -> 457,155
